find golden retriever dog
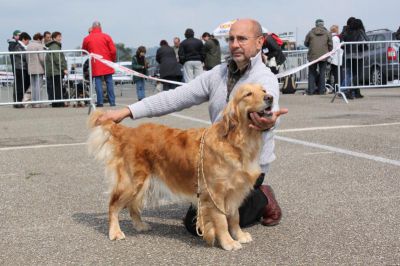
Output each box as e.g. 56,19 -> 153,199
87,84 -> 273,251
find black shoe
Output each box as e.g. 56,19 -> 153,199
345,93 -> 354,100
96,104 -> 104,107
13,104 -> 24,108
183,204 -> 200,237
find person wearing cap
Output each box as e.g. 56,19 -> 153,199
7,30 -> 21,74
304,19 -> 333,95
178,28 -> 204,82
201,32 -> 221,71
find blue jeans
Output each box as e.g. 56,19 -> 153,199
135,79 -> 145,100
95,74 -> 115,106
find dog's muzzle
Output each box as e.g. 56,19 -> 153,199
257,95 -> 273,118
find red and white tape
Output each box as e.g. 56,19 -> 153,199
90,53 -> 185,86
91,47 -> 340,85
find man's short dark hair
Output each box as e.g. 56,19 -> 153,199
43,31 -> 51,36
159,40 -> 168,46
184,28 -> 194,38
202,32 -> 210,38
19,32 -> 31,41
51,31 -> 62,39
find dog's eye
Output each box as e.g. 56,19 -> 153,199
245,92 -> 252,97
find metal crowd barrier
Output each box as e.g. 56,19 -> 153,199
281,49 -> 309,88
0,49 -> 94,109
332,40 -> 400,103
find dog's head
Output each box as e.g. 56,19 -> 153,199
221,84 -> 273,136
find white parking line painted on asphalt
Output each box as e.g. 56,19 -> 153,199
1,113 -> 399,168
304,151 -> 335,156
169,113 -> 400,167
275,122 -> 400,133
276,136 -> 400,167
0,142 -> 86,152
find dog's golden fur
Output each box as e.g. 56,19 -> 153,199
87,84 -> 273,250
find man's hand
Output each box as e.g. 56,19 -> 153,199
97,107 -> 132,124
249,108 -> 288,131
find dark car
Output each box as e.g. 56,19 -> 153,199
364,29 -> 400,85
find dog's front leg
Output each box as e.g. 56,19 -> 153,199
210,207 -> 242,251
228,209 -> 253,244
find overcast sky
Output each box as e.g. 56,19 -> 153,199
1,0 -> 398,52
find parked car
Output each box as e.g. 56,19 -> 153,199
113,61 -> 133,85
364,29 -> 400,85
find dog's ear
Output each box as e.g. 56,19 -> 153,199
221,101 -> 239,137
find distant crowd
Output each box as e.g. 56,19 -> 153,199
6,19 -> 400,107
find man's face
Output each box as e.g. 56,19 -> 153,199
54,34 -> 62,43
44,34 -> 51,43
14,34 -> 20,41
173,38 -> 180,47
21,38 -> 29,46
228,21 -> 264,67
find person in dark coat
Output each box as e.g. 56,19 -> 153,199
201,32 -> 221,71
156,40 -> 182,91
178,28 -> 204,82
12,32 -> 31,108
342,18 -> 368,99
396,26 -> 400,40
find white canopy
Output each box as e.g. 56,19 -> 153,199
212,19 -> 268,38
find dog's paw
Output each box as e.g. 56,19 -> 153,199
109,230 -> 126,241
237,231 -> 252,244
220,240 -> 242,251
133,222 -> 151,232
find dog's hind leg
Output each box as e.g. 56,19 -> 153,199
127,177 -> 151,232
108,166 -> 136,241
108,187 -> 134,241
228,209 -> 252,244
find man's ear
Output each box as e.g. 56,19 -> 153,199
221,101 -> 238,137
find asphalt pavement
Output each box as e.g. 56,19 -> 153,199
1,84 -> 399,265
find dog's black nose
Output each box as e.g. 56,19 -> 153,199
264,95 -> 273,103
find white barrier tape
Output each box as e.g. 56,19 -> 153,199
90,53 -> 185,86
92,47 -> 340,86
276,47 -> 341,79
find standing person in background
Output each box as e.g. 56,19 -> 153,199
342,18 -> 368,99
82,21 -> 117,107
156,40 -> 182,91
132,46 -> 148,101
45,31 -> 68,107
178,28 -> 204,82
7,30 -> 21,83
172,37 -> 180,61
201,32 -> 221,71
27,33 -> 45,107
43,31 -> 51,45
12,32 -> 31,108
304,19 -> 333,95
328,25 -> 343,91
396,26 -> 400,40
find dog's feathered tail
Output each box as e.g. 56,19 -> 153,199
87,110 -> 115,163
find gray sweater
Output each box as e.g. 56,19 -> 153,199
128,52 -> 280,171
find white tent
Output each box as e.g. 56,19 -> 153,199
212,19 -> 268,38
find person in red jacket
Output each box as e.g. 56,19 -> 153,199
82,21 -> 117,107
